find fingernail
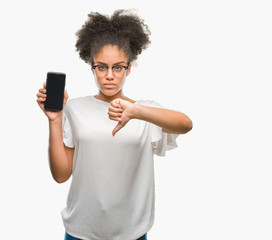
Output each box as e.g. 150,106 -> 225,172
118,118 -> 122,121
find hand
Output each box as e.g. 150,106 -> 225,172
36,82 -> 69,121
108,98 -> 136,137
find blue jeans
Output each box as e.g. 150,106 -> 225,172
65,232 -> 147,240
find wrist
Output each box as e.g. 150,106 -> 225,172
49,116 -> 62,125
132,103 -> 143,120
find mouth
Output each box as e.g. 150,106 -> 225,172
103,84 -> 116,88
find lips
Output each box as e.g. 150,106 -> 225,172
103,84 -> 116,88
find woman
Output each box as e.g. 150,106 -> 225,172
36,9 -> 192,240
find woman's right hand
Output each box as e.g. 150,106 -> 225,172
36,82 -> 69,122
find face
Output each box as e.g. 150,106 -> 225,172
91,45 -> 131,98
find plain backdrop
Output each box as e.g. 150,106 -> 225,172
0,0 -> 271,239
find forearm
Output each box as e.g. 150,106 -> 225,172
48,117 -> 72,183
133,104 -> 193,134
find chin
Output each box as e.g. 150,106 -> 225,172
101,89 -> 120,97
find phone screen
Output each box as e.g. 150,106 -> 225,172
44,72 -> 66,111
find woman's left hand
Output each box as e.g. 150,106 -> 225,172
108,98 -> 136,137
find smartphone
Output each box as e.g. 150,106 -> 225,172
44,72 -> 66,111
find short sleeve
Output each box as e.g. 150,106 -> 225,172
62,111 -> 75,148
149,100 -> 180,157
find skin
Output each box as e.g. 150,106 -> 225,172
36,44 -> 193,183
91,45 -> 193,136
91,45 -> 134,104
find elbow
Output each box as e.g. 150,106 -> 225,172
181,119 -> 193,134
177,112 -> 193,134
187,119 -> 193,132
54,176 -> 69,184
52,172 -> 71,184
50,164 -> 72,184
54,178 -> 66,184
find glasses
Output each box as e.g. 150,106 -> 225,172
92,64 -> 129,77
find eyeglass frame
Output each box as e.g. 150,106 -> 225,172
91,62 -> 130,77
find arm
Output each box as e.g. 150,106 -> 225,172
48,117 -> 74,183
132,104 -> 193,134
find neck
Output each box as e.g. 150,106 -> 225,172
95,90 -> 126,103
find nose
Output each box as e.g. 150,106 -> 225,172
106,68 -> 114,80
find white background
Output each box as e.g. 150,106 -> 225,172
0,0 -> 271,239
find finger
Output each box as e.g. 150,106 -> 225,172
64,89 -> 69,100
111,99 -> 122,108
36,92 -> 47,97
42,82 -> 47,93
39,88 -> 46,94
38,88 -> 46,93
112,122 -> 123,137
36,96 -> 46,102
36,98 -> 46,111
108,106 -> 123,113
109,116 -> 122,121
111,102 -> 120,108
63,89 -> 69,106
109,106 -> 124,113
108,111 -> 122,118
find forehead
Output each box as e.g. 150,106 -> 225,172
94,45 -> 128,64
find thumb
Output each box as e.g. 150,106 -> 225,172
63,89 -> 69,107
112,122 -> 123,137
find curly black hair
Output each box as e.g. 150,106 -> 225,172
75,9 -> 151,64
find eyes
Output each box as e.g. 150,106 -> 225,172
92,63 -> 130,77
95,65 -> 126,72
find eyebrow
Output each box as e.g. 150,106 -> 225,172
96,61 -> 126,65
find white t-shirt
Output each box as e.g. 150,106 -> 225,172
61,95 -> 180,240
